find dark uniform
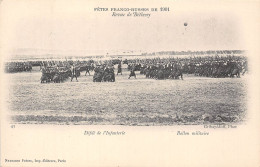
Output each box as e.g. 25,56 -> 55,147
117,64 -> 122,75
71,66 -> 78,82
85,66 -> 90,76
128,67 -> 136,79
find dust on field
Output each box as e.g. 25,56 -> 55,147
6,67 -> 247,125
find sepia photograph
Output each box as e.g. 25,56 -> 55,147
1,0 -> 260,166
2,3 -> 248,126
5,50 -> 248,126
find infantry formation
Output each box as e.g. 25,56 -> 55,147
5,62 -> 32,73
6,54 -> 248,125
4,54 -> 248,83
129,55 -> 247,79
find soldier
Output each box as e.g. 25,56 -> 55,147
71,65 -> 78,82
85,66 -> 90,76
128,66 -> 136,79
117,63 -> 122,75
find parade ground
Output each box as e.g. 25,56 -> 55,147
6,66 -> 247,125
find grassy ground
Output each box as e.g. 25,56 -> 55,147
6,67 -> 247,125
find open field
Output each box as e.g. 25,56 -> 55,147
5,67 -> 247,125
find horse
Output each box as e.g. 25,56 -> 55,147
93,67 -> 103,82
156,69 -> 165,80
41,73 -> 51,83
103,73 -> 115,82
170,69 -> 183,80
230,68 -> 240,78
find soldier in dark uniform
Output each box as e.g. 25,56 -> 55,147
117,63 -> 122,75
85,66 -> 90,76
71,65 -> 78,82
128,66 -> 136,79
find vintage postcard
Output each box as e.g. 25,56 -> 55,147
0,0 -> 260,166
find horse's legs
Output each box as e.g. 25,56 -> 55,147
242,69 -> 246,75
237,72 -> 240,78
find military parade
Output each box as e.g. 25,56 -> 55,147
5,62 -> 32,73
5,51 -> 248,125
4,53 -> 248,84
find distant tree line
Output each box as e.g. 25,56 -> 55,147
142,50 -> 245,56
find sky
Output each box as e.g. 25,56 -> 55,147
0,0 -> 248,58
